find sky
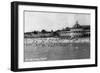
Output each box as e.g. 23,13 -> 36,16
24,11 -> 90,32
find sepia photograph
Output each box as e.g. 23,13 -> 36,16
24,11 -> 90,62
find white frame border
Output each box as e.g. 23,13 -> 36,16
18,5 -> 95,68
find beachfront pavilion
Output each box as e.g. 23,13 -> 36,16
70,21 -> 90,39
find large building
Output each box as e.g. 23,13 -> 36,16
57,21 -> 90,39
70,21 -> 90,39
57,28 -> 71,39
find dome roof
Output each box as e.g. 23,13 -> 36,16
73,21 -> 81,28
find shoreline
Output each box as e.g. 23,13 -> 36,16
24,37 -> 90,45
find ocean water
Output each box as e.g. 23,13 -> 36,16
24,38 -> 90,62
